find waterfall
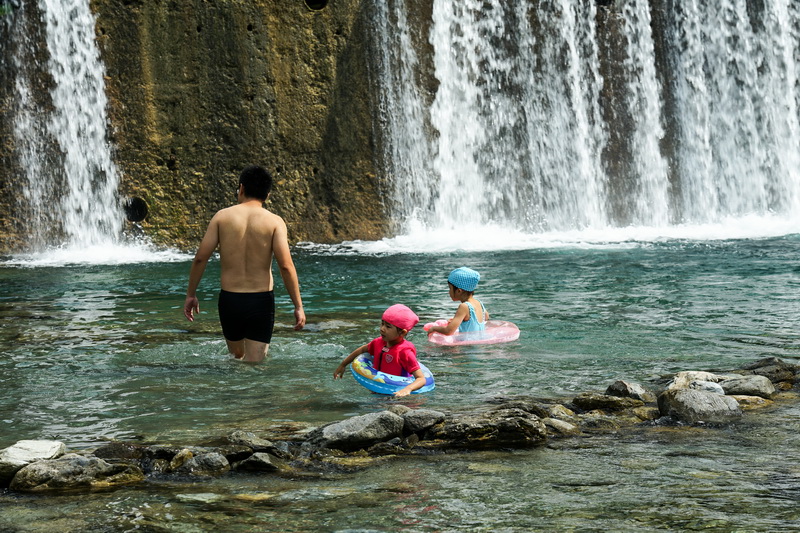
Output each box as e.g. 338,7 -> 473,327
517,0 -> 607,231
620,0 -> 670,226
667,0 -> 800,222
5,0 -> 121,251
369,0 -> 436,228
371,0 -> 800,236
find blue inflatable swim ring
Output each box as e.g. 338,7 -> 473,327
350,353 -> 435,395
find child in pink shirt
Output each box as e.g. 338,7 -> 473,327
334,304 -> 426,397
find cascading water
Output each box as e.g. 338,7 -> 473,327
368,0 -> 436,227
5,0 -> 122,251
371,0 -> 800,237
517,0 -> 607,230
620,0 -> 670,226
667,0 -> 800,222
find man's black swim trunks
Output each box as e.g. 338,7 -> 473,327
218,290 -> 275,344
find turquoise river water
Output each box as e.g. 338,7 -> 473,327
1,234 -> 800,531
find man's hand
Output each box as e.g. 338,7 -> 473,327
184,295 -> 200,322
294,307 -> 306,330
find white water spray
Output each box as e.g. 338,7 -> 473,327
668,0 -> 800,221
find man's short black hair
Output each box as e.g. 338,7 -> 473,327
239,165 -> 273,201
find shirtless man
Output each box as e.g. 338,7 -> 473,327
183,165 -> 305,362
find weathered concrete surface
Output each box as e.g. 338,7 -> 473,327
94,0 -> 387,248
0,0 -> 390,252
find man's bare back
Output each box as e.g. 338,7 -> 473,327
215,202 -> 282,293
183,166 -> 305,363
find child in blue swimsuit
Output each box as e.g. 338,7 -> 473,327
426,267 -> 489,337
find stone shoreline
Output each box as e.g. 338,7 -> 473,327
1,357 -> 796,493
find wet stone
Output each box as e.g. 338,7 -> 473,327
572,393 -> 645,412
10,454 -> 144,491
174,452 -> 230,477
0,440 -> 66,484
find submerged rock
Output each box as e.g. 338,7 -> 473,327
10,453 -> 143,491
0,440 -> 65,484
571,392 -> 645,412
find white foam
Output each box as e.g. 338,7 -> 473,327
298,214 -> 800,255
3,242 -> 190,267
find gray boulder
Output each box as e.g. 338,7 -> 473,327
93,441 -> 145,460
657,389 -> 742,424
174,452 -> 230,476
307,411 -> 405,452
169,448 -> 194,471
666,371 -> 726,390
688,380 -> 725,395
233,452 -> 285,473
720,375 -> 776,399
546,404 -> 576,420
542,417 -> 581,436
0,440 -> 65,484
402,409 -> 446,434
426,407 -> 547,449
605,380 -> 656,403
10,453 -> 143,491
741,357 -> 796,384
227,430 -> 275,452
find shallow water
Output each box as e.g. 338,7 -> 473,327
2,236 -> 800,531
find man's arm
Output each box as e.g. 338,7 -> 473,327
272,218 -> 305,330
183,216 -> 220,322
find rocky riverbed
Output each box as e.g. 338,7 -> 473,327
1,357 -> 796,493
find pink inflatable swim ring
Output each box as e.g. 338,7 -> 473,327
423,319 -> 520,346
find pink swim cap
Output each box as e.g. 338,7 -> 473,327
382,304 -> 419,331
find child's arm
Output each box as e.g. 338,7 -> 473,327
427,303 -> 469,336
333,344 -> 369,379
393,369 -> 426,397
